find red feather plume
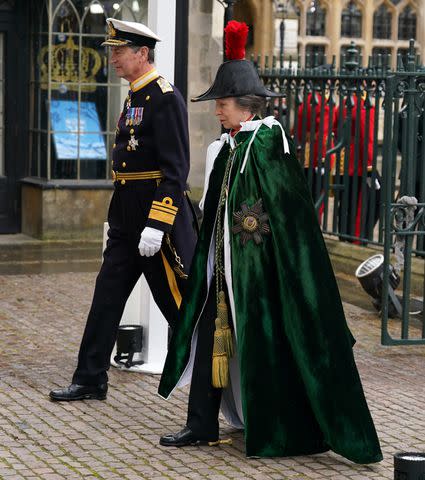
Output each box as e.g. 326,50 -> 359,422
224,21 -> 249,61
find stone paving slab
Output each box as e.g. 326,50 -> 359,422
0,272 -> 424,479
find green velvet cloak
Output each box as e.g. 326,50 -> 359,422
158,122 -> 382,464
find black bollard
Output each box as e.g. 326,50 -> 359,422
394,452 -> 425,480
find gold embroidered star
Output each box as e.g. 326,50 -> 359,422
232,199 -> 270,246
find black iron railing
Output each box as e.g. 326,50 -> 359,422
257,40 -> 425,344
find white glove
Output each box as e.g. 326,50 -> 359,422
138,227 -> 164,257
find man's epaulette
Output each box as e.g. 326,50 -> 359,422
157,77 -> 174,94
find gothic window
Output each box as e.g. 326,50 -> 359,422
397,47 -> 417,66
341,1 -> 362,38
372,46 -> 391,55
397,47 -> 409,59
52,0 -> 80,34
305,44 -> 326,66
373,4 -> 392,39
274,1 -> 301,36
372,46 -> 392,63
306,2 -> 326,36
398,5 -> 416,40
30,0 -> 148,181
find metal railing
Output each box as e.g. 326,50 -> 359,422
257,40 -> 425,344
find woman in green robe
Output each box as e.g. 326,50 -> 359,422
158,21 -> 382,464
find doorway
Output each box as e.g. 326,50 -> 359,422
0,0 -> 29,233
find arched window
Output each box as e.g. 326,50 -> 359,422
372,46 -> 392,64
305,44 -> 326,66
397,46 -> 417,66
306,2 -> 326,36
30,0 -> 149,181
341,1 -> 362,38
83,1 -> 107,35
398,5 -> 416,40
373,4 -> 392,39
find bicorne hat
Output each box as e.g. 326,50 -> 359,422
192,21 -> 282,102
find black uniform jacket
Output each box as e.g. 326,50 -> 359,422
109,68 -> 196,273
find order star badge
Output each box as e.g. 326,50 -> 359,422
128,135 -> 139,151
232,199 -> 270,246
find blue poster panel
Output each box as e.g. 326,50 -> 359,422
51,100 -> 107,160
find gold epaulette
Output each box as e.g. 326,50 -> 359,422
157,77 -> 173,94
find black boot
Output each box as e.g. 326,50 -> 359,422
49,383 -> 108,401
159,426 -> 218,447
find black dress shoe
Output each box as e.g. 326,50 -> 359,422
49,383 -> 108,401
159,426 -> 217,447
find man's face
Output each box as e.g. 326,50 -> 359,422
110,46 -> 145,80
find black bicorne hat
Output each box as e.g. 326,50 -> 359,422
192,59 -> 281,102
192,21 -> 282,102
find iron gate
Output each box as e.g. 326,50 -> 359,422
257,41 -> 425,345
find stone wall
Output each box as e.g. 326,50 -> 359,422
187,0 -> 222,197
22,181 -> 113,240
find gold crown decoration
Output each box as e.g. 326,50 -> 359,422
38,36 -> 102,93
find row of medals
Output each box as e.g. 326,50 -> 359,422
121,93 -> 144,151
112,93 -> 145,183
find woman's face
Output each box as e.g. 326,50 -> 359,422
215,98 -> 251,130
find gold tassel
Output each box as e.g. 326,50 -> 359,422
208,438 -> 233,446
217,291 -> 234,357
212,291 -> 234,388
212,316 -> 229,388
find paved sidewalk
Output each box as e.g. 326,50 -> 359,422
0,272 -> 424,479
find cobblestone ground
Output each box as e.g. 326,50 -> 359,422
0,272 -> 424,480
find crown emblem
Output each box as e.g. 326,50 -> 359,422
38,36 -> 102,93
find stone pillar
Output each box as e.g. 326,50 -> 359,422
298,2 -> 306,38
327,0 -> 342,66
253,0 -> 262,55
392,5 -> 398,69
363,0 -> 374,66
420,0 -> 425,62
187,0 -> 221,192
264,0 -> 275,55
148,0 -> 176,82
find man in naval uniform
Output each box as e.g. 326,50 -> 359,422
49,19 -> 196,401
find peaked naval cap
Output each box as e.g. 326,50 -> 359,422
102,18 -> 161,48
191,59 -> 282,102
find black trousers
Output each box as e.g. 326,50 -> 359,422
186,285 -> 222,440
72,231 -> 182,386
